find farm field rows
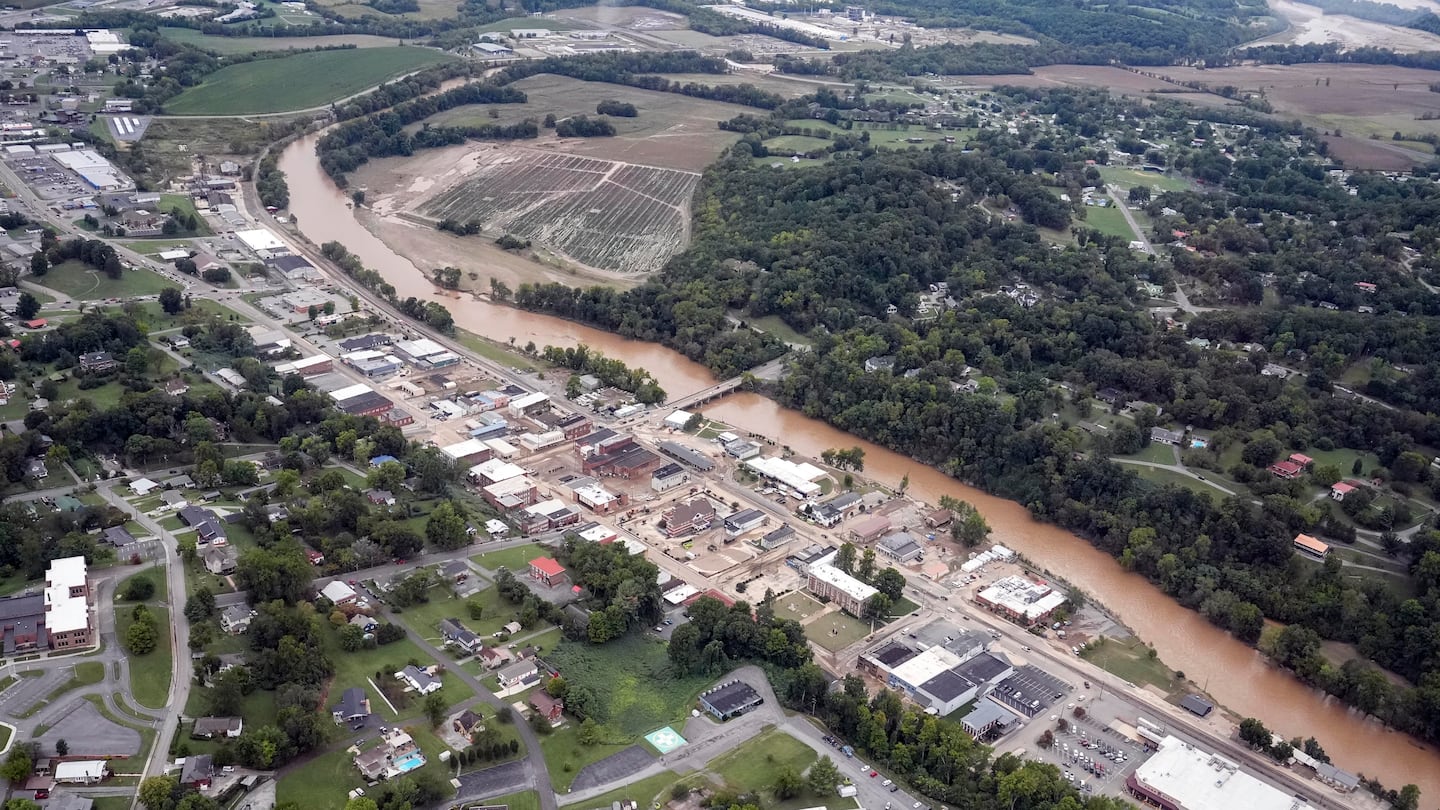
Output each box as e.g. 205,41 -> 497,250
165,48 -> 456,115
416,148 -> 700,274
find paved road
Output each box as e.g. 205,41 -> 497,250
388,608 -> 558,810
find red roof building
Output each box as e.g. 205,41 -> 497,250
1289,452 -> 1314,467
1330,481 -> 1358,501
22,319 -> 46,329
529,557 -> 568,587
1267,460 -> 1304,479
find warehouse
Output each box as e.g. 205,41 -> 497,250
1127,736 -> 1314,810
698,680 -> 763,721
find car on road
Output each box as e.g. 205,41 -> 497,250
881,779 -> 892,787
869,771 -> 878,778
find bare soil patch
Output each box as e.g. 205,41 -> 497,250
1321,134 -> 1431,170
1252,0 -> 1440,52
552,5 -> 688,29
1151,64 -> 1440,118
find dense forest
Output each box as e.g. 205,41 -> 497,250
511,83 -> 1440,749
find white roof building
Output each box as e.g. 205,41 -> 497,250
131,477 -> 159,496
54,760 -> 107,784
577,524 -> 618,544
1130,736 -> 1316,810
394,338 -> 446,361
889,646 -> 963,690
44,556 -> 89,635
975,575 -> 1066,622
664,583 -> 699,605
441,438 -> 491,461
808,563 -> 878,602
485,518 -> 510,537
470,459 -> 525,484
663,409 -> 693,429
320,580 -> 357,603
744,456 -> 827,496
328,383 -> 373,403
483,438 -> 519,458
234,228 -> 288,253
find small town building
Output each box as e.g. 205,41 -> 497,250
529,557 -> 568,587
698,680 -> 763,720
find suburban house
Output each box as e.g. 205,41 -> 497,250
78,352 -> 115,373
496,659 -> 538,689
353,728 -> 424,781
101,526 -> 135,547
1331,481 -> 1358,501
191,717 -> 243,739
528,557 -> 568,588
201,546 -> 237,576
179,755 -> 213,789
349,614 -> 377,633
452,709 -> 486,740
1150,427 -> 1183,445
220,605 -> 253,635
331,686 -> 371,724
529,691 -> 564,725
396,665 -> 442,695
440,618 -> 483,653
478,645 -> 514,669
366,489 -> 396,507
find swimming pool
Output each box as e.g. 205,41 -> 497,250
393,752 -> 425,773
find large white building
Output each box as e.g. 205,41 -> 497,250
974,575 -> 1067,626
43,556 -> 92,650
1126,736 -> 1315,810
806,563 -> 877,616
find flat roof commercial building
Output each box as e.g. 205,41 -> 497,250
698,680 -> 764,720
1126,735 -> 1315,810
974,575 -> 1066,627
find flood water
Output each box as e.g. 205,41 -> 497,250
279,133 -> 1440,798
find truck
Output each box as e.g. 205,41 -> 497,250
838,786 -> 858,798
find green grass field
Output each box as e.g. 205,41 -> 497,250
804,610 -> 873,652
557,769 -> 682,809
763,135 -> 832,155
1126,464 -> 1226,499
1080,637 -> 1184,696
471,543 -> 550,574
541,731 -> 634,792
158,194 -> 213,236
1097,165 -> 1191,193
487,791 -> 541,810
165,48 -> 456,115
1077,205 -> 1136,241
117,604 -> 173,709
34,260 -> 175,300
710,729 -> 818,794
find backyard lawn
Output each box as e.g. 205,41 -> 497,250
321,625 -> 473,719
546,635 -> 709,739
34,260 -> 175,300
540,729 -> 636,792
804,610 -> 873,653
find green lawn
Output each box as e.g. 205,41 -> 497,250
546,635 -> 710,739
322,624 -> 474,720
1128,442 -> 1179,465
115,603 -> 172,710
1077,205 -> 1136,241
395,592 -> 475,643
557,769 -> 682,809
1127,465 -> 1226,499
710,729 -> 817,794
456,330 -> 538,372
278,721 -> 455,810
487,791 -> 541,810
541,728 -> 635,792
1080,637 -> 1184,696
34,260 -> 175,300
763,135 -> 832,155
471,543 -> 551,575
165,48 -> 457,115
158,194 -> 213,236
804,610 -> 873,652
1097,165 -> 1191,192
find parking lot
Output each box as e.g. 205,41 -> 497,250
6,155 -> 87,200
992,664 -> 1072,717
